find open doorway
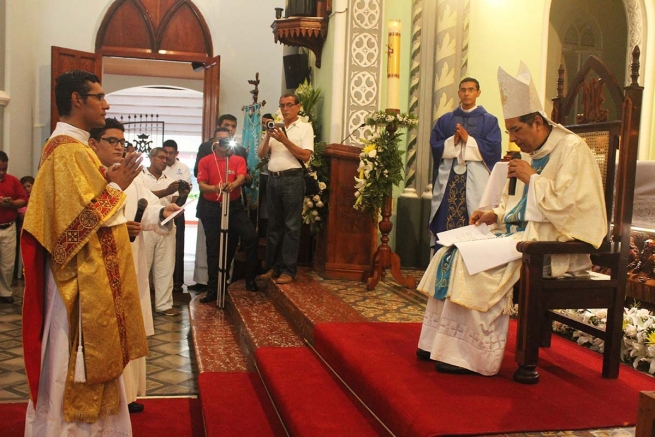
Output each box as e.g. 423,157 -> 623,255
103,56 -> 204,221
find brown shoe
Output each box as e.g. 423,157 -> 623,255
256,269 -> 279,281
157,307 -> 180,316
274,274 -> 293,284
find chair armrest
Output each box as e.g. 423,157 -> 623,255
516,240 -> 601,255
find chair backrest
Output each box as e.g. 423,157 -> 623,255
551,47 -> 642,252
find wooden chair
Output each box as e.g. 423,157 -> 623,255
513,46 -> 643,384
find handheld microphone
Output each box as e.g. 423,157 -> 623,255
340,123 -> 366,144
508,152 -> 522,196
130,198 -> 148,242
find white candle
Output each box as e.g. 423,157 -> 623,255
387,20 -> 401,111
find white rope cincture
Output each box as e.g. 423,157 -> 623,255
73,293 -> 86,383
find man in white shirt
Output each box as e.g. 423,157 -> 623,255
140,147 -> 180,316
257,94 -> 314,284
163,139 -> 192,293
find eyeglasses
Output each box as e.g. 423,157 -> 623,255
80,93 -> 106,101
100,137 -> 126,146
458,87 -> 478,93
505,124 -> 525,135
279,102 -> 298,109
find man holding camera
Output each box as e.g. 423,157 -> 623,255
140,147 -> 181,316
163,139 -> 192,293
197,127 -> 259,303
257,93 -> 314,285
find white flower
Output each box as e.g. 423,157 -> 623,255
318,181 -> 326,190
306,201 -> 314,208
314,216 -> 322,222
299,115 -> 310,123
625,324 -> 638,337
316,201 -> 324,208
312,195 -> 320,202
354,191 -> 360,198
368,149 -> 377,158
311,210 -> 319,217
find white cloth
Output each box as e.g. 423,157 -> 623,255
121,176 -> 171,404
418,124 -> 607,375
25,263 -> 132,437
193,220 -> 208,284
0,223 -> 16,297
497,61 -> 543,120
24,122 -> 132,436
267,119 -> 314,172
164,160 -> 192,185
140,170 -> 177,312
144,228 -> 176,312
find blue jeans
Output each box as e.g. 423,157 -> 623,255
265,171 -> 304,277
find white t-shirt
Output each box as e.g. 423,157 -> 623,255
267,119 -> 314,172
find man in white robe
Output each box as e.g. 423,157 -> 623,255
416,62 -> 607,375
88,118 -> 179,413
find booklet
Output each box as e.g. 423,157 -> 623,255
437,224 -> 522,275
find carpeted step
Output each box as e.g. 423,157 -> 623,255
263,269 -> 366,343
313,320 -> 655,437
256,346 -> 385,437
227,284 -> 386,436
189,294 -> 285,435
198,372 -> 285,437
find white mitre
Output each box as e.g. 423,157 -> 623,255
497,61 -> 543,120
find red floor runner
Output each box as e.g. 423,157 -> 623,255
255,347 -> 384,437
313,321 -> 655,437
0,397 -> 204,437
198,372 -> 284,436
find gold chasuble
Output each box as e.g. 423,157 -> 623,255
21,135 -> 148,422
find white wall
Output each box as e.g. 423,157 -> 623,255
4,0 -> 284,177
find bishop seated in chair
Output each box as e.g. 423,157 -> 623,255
416,62 -> 607,376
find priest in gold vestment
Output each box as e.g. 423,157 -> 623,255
22,70 -> 148,436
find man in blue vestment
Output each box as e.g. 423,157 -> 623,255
429,77 -> 502,245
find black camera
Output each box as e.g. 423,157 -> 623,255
178,180 -> 190,192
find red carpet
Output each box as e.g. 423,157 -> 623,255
197,372 -> 285,436
0,398 -> 203,437
255,347 -> 385,436
313,321 -> 655,437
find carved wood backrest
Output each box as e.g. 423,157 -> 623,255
551,48 -> 642,248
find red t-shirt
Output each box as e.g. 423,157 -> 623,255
0,174 -> 28,223
197,153 -> 247,203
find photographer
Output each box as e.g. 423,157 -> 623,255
256,93 -> 314,285
163,139 -> 192,293
197,128 -> 259,303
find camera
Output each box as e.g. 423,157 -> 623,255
266,121 -> 285,130
177,180 -> 190,192
212,138 -> 236,151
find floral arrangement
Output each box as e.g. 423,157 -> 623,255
353,111 -> 418,218
301,142 -> 329,228
536,306 -> 655,374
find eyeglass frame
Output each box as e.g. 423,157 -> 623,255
79,93 -> 107,102
278,102 -> 299,109
100,136 -> 126,146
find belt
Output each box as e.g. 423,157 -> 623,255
0,222 -> 14,230
270,168 -> 303,178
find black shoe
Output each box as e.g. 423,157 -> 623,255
188,283 -> 207,291
416,348 -> 433,361
435,361 -> 475,375
0,296 -> 14,304
199,292 -> 217,303
245,280 -> 259,292
128,402 -> 144,414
